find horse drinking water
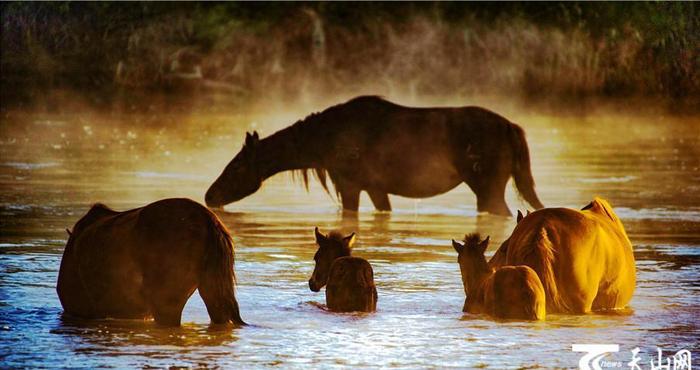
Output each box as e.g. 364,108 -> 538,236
453,233 -> 545,320
205,96 -> 544,215
309,228 -> 377,312
56,198 -> 245,326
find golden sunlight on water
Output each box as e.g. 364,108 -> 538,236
0,108 -> 698,368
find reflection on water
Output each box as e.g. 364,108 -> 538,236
0,110 -> 698,368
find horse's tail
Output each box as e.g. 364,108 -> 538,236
527,228 -> 568,313
522,267 -> 547,320
508,124 -> 544,210
198,211 -> 246,326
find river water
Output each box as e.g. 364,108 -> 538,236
0,107 -> 698,368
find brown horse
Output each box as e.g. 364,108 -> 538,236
309,228 -> 377,312
205,96 -> 544,215
489,209 -> 529,268
56,198 -> 245,326
501,198 -> 636,313
453,234 -> 545,320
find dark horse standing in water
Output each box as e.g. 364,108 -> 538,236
309,228 -> 377,312
57,198 -> 245,326
205,96 -> 544,215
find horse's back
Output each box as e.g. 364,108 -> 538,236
326,256 -> 377,312
327,257 -> 375,289
510,207 -> 632,267
507,208 -> 594,259
136,198 -> 215,238
133,198 -> 219,264
505,205 -> 635,312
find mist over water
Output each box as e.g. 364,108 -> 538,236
0,105 -> 698,367
2,2 -> 698,367
3,2 -> 698,116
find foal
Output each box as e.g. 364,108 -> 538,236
309,227 -> 377,312
453,233 -> 545,320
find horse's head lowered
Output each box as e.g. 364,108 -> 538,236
452,233 -> 490,296
309,227 -> 356,292
205,131 -> 263,208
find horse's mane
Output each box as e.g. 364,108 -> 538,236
288,95 -> 391,199
291,95 -> 389,129
327,230 -> 346,242
291,167 -> 333,196
463,233 -> 483,246
325,230 -> 353,256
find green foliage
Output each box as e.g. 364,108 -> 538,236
1,2 -> 697,109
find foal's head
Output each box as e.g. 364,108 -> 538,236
452,233 -> 491,296
309,227 -> 356,292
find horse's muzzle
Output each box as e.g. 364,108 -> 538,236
309,279 -> 320,292
204,190 -> 221,208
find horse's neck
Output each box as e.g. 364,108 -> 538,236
468,268 -> 494,304
257,124 -> 326,179
335,249 -> 352,260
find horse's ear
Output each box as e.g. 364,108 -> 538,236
452,239 -> 464,254
65,228 -> 72,237
478,236 -> 490,254
314,227 -> 325,243
343,232 -> 356,248
526,210 -> 531,216
517,210 -> 524,223
245,131 -> 259,147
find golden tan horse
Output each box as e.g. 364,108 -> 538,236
453,234 -> 545,320
502,197 -> 636,313
489,209 -> 530,269
57,198 -> 245,326
309,228 -> 377,312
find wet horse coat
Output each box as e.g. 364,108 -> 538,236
453,234 -> 545,320
56,198 -> 244,326
309,228 -> 377,312
501,198 -> 636,313
206,96 -> 544,215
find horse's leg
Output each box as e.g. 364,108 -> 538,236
338,185 -> 361,211
153,299 -> 187,326
461,161 -> 511,216
367,190 -> 391,211
147,264 -> 198,326
326,172 -> 360,211
150,281 -> 197,326
561,260 -> 598,314
477,187 -> 510,216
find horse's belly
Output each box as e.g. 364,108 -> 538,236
366,155 -> 462,197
